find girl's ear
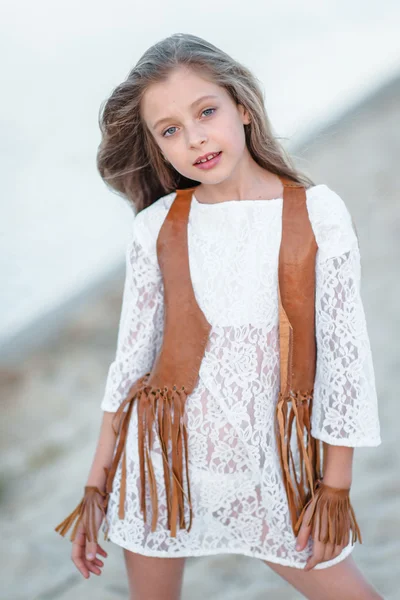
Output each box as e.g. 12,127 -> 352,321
238,103 -> 251,125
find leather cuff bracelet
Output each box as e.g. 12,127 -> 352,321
55,485 -> 110,544
294,478 -> 362,546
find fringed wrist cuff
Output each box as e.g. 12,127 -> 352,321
54,485 -> 110,544
294,478 -> 362,546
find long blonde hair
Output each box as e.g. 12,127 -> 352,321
97,33 -> 314,213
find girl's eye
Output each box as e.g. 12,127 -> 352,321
162,108 -> 217,138
201,107 -> 216,117
162,126 -> 177,138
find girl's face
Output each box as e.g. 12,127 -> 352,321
141,66 -> 251,184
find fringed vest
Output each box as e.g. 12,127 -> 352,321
104,175 -> 323,538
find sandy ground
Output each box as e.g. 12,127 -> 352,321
1,74 -> 399,599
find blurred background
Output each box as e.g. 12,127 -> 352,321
0,1 -> 399,598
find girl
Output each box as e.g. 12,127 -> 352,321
56,33 -> 383,600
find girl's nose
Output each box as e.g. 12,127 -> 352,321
187,127 -> 208,148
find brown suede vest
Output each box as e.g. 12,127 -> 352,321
105,175 -> 323,538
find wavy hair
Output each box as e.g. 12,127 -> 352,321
97,33 -> 314,213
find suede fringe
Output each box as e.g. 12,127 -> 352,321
106,372 -> 193,538
54,484 -> 109,543
275,389 -> 323,532
294,479 -> 362,545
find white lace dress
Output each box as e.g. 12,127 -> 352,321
100,184 -> 381,569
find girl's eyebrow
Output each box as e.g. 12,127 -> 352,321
152,94 -> 219,130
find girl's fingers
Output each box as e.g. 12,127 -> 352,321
85,542 -> 108,563
74,527 -> 86,545
84,554 -> 105,575
304,537 -> 325,571
71,529 -> 95,579
327,543 -> 345,561
71,549 -> 90,579
295,523 -> 311,550
76,561 -> 90,578
334,543 -> 344,558
322,541 -> 335,562
85,560 -> 102,576
70,513 -> 107,578
299,502 -> 350,570
295,505 -> 313,550
304,547 -> 325,571
73,552 -> 103,578
85,541 -> 98,561
96,543 -> 108,558
304,540 -> 344,571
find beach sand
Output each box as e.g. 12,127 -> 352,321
1,73 -> 399,599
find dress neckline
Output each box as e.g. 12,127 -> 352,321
191,192 -> 283,207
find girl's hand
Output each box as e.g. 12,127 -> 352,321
295,501 -> 349,571
71,505 -> 108,579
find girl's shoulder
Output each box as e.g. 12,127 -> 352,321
306,183 -> 359,259
131,191 -> 177,255
131,185 -> 359,260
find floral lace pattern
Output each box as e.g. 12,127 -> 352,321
100,184 -> 381,569
313,250 -> 381,445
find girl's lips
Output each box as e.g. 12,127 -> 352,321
193,151 -> 222,170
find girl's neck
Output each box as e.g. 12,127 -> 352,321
194,169 -> 284,204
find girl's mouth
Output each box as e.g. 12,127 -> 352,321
193,151 -> 222,170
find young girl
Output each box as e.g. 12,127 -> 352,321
56,33 -> 383,599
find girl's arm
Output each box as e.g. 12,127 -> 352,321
85,411 -> 117,491
321,443 -> 354,488
307,185 -> 382,450
85,210 -> 165,487
295,186 -> 382,569
99,211 -> 164,414
55,209 -> 164,549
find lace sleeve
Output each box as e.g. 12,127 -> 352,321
100,215 -> 164,412
311,244 -> 382,446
